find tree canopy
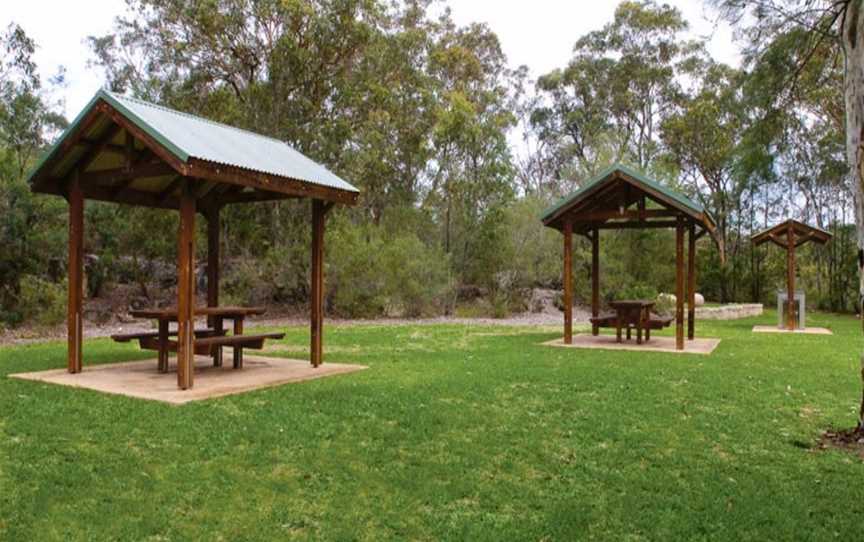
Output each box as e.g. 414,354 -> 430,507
0,0 -> 856,328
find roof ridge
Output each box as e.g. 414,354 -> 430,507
540,163 -> 714,231
104,90 -> 300,151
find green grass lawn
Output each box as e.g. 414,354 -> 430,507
2,311 -> 863,540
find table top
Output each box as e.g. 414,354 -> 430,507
609,299 -> 655,309
130,306 -> 267,319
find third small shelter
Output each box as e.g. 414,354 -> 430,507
751,219 -> 831,330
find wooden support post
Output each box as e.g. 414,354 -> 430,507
787,222 -> 796,330
687,221 -> 696,340
675,216 -> 685,350
591,227 -> 600,336
177,182 -> 196,390
206,206 -> 222,367
67,170 -> 84,373
157,318 -> 169,373
310,200 -> 326,367
233,317 -> 244,369
563,220 -> 573,344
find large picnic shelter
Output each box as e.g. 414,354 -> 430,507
751,219 -> 832,330
27,90 -> 359,390
541,164 -> 716,351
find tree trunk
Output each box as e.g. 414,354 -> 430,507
841,0 -> 864,431
715,235 -> 729,303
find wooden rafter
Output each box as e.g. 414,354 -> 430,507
752,219 -> 832,247
75,161 -> 176,186
157,177 -> 184,206
80,182 -> 180,210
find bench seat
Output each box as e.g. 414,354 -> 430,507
195,332 -> 285,369
115,328 -> 284,370
646,315 -> 673,329
591,312 -> 673,343
590,314 -> 673,329
589,314 -> 617,327
110,328 -> 222,343
137,332 -> 284,355
194,332 -> 286,352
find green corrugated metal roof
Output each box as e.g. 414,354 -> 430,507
28,89 -> 359,194
541,163 -> 708,223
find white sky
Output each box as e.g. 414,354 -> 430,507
1,0 -> 740,121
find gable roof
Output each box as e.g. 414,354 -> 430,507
28,89 -> 359,205
751,219 -> 832,247
541,163 -> 715,233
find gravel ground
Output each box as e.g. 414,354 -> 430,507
0,307 -> 591,346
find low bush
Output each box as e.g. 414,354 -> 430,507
328,221 -> 453,318
16,275 -> 67,327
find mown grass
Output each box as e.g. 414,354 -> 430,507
1,310 -> 863,540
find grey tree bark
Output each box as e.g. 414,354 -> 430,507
841,0 -> 864,430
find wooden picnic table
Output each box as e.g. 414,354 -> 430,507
125,306 -> 270,372
608,300 -> 655,345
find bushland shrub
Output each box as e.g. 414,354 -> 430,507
499,196 -> 561,288
617,282 -> 658,301
489,270 -> 518,318
328,221 -> 452,317
17,275 -> 66,326
654,293 -> 676,316
221,257 -> 262,306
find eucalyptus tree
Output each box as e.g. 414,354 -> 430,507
423,19 -> 519,282
530,0 -> 702,190
0,23 -> 67,324
87,0 -> 523,307
661,60 -> 749,301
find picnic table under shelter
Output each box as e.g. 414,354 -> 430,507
541,164 -> 717,351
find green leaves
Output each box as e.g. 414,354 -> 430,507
0,24 -> 67,325
531,0 -> 701,187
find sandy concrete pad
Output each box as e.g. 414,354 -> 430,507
752,325 -> 833,335
10,355 -> 367,404
542,334 -> 720,355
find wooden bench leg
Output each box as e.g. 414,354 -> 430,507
158,319 -> 169,373
233,317 -> 243,369
616,322 -> 622,343
636,323 -> 643,345
646,328 -> 651,342
626,326 -> 631,341
213,317 -> 223,368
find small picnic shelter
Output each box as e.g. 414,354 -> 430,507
541,164 -> 716,351
27,90 -> 359,390
751,219 -> 832,330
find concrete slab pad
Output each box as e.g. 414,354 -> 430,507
542,334 -> 720,355
752,325 -> 833,335
9,355 -> 367,404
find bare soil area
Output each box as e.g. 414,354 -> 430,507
818,427 -> 864,458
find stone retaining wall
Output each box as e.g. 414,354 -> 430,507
695,304 -> 763,320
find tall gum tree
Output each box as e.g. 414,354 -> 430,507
661,61 -> 747,301
715,0 -> 864,430
530,0 -> 702,188
841,1 -> 864,429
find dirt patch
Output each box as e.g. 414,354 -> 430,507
817,427 -> 864,458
